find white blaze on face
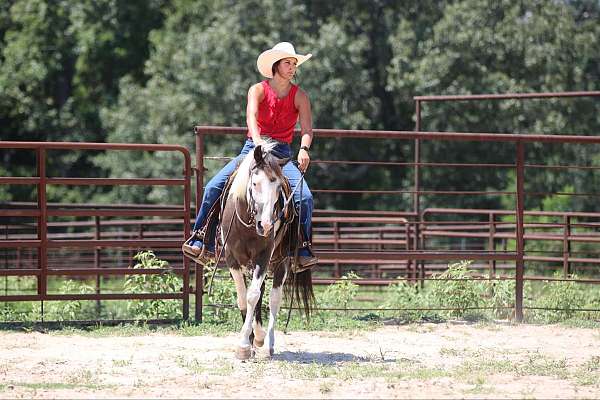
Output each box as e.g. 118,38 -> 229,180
250,169 -> 280,237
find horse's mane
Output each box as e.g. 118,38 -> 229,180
230,140 -> 279,201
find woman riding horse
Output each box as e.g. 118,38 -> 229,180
183,42 -> 317,270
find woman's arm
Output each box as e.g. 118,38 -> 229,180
246,83 -> 265,145
296,88 -> 313,172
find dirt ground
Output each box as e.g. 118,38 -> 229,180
1,322 -> 599,399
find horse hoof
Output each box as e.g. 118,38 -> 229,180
253,338 -> 264,348
235,346 -> 252,360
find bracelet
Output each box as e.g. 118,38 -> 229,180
300,146 -> 310,153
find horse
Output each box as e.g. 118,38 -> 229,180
218,141 -> 314,359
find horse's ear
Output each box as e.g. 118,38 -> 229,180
277,157 -> 290,166
254,145 -> 263,165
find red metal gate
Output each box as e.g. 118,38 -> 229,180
0,141 -> 192,320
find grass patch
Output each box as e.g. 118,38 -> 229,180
47,320 -> 238,338
518,352 -> 570,379
174,354 -> 235,376
574,356 -> 600,386
6,381 -> 115,390
319,381 -> 333,394
175,356 -> 207,374
456,357 -> 514,378
37,312 -> 379,338
401,366 -> 449,380
278,360 -> 392,380
112,358 -> 132,367
211,358 -> 235,376
51,323 -> 155,337
463,380 -> 494,395
558,318 -> 600,329
66,368 -> 97,386
274,348 -> 589,388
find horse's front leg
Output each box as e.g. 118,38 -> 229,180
265,265 -> 288,356
236,265 -> 266,360
230,267 -> 266,349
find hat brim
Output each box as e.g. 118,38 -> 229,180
257,50 -> 312,78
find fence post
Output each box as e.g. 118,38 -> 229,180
194,128 -> 205,322
489,212 -> 496,277
563,215 -> 571,277
515,141 -> 525,322
37,148 -> 47,321
413,100 -> 422,284
95,216 -> 101,317
333,221 -> 340,278
418,216 -> 426,289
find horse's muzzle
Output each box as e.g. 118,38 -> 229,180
256,221 -> 273,237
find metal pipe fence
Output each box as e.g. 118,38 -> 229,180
414,90 -> 600,321
0,142 -> 192,319
2,91 -> 599,324
195,122 -> 600,322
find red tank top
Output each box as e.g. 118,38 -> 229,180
247,80 -> 299,144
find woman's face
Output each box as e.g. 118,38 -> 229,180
275,57 -> 298,80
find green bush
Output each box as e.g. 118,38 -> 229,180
45,280 -> 95,321
485,277 -> 516,319
429,261 -> 486,319
318,272 -> 360,314
531,271 -> 586,323
381,279 -> 441,322
202,265 -> 238,324
124,251 -> 183,320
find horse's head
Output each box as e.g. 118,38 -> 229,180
247,144 -> 288,237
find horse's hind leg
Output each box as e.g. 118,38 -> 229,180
236,266 -> 266,360
265,266 -> 288,357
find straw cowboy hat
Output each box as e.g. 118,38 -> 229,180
256,42 -> 312,78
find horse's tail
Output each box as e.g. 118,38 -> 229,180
284,268 -> 315,319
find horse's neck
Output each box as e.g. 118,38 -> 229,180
230,191 -> 254,227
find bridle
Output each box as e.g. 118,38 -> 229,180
235,163 -> 282,232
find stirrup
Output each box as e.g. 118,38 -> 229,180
291,255 -> 318,274
182,230 -> 204,259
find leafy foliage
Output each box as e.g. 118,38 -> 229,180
202,265 -> 238,324
381,278 -> 441,322
428,261 -> 486,318
318,272 -> 360,314
529,271 -> 586,323
124,251 -> 182,320
46,280 -> 95,321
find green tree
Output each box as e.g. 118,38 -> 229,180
99,0 -> 448,210
388,0 -> 600,211
0,0 -> 166,203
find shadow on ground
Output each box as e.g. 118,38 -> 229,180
272,350 -> 374,364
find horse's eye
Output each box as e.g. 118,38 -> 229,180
269,177 -> 276,183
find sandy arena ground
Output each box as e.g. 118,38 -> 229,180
1,322 -> 599,399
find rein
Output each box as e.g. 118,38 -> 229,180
277,168 -> 305,221
234,195 -> 255,228
206,206 -> 236,298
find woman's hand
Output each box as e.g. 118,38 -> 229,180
298,148 -> 310,172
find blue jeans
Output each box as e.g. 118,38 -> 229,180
192,139 -> 313,256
